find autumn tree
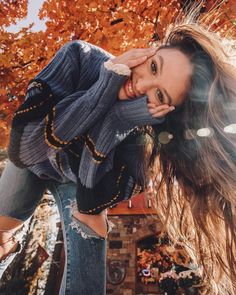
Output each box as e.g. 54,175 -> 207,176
0,0 -> 28,27
0,0 -> 235,148
0,1 -> 235,292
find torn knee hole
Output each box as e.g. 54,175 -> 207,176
67,200 -> 115,239
70,217 -> 106,240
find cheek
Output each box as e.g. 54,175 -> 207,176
146,92 -> 160,106
135,78 -> 157,99
132,63 -> 148,81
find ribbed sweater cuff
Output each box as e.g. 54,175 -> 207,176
45,62 -> 130,145
91,63 -> 129,107
104,60 -> 131,76
114,96 -> 165,128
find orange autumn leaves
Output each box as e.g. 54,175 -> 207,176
0,0 -> 28,27
0,0 -> 236,148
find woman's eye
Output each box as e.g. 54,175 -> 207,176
151,60 -> 157,74
156,89 -> 164,103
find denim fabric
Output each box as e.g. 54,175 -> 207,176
0,161 -> 106,295
0,161 -> 46,221
48,182 -> 106,295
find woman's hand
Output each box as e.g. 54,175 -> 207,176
113,47 -> 175,119
112,47 -> 157,69
147,102 -> 175,119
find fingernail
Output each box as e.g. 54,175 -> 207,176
170,106 -> 175,111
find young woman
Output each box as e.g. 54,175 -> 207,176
0,17 -> 235,294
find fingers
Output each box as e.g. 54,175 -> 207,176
112,47 -> 157,68
148,103 -> 175,118
128,47 -> 157,58
126,56 -> 148,68
126,48 -> 157,68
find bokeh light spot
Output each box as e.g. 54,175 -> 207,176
158,131 -> 173,144
197,128 -> 213,137
224,124 -> 236,134
185,129 -> 197,140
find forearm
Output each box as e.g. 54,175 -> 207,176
8,43 -> 130,167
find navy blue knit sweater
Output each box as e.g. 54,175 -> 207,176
8,40 -> 163,214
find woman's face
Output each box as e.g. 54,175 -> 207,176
118,48 -> 193,107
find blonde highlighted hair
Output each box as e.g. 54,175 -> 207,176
147,7 -> 236,295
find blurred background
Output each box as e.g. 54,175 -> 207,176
0,1 -> 235,294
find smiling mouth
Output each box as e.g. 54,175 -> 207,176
124,78 -> 136,98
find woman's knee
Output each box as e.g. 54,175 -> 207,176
0,217 -> 29,266
72,210 -> 109,239
0,216 -> 24,231
0,216 -> 30,243
0,161 -> 46,221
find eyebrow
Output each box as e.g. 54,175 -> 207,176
157,54 -> 173,105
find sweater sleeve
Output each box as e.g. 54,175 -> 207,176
13,42 -> 129,167
76,132 -> 146,214
77,94 -> 165,189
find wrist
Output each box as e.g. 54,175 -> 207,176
104,60 -> 131,76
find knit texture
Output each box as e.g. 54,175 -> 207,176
8,40 -> 164,213
79,96 -> 164,188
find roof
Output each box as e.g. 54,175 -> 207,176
108,192 -> 158,215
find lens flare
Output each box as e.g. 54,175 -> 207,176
224,124 -> 236,134
197,128 -> 213,137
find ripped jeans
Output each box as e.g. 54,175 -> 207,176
0,160 -> 107,295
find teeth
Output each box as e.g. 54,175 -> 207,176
128,81 -> 134,96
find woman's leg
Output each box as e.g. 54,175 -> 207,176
48,181 -> 107,295
0,217 -> 24,262
0,160 -> 46,277
72,210 -> 108,238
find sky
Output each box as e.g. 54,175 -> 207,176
6,0 -> 46,33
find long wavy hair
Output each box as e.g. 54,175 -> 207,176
146,12 -> 236,295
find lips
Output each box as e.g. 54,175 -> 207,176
124,78 -> 136,98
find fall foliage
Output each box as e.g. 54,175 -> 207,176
0,0 -> 236,147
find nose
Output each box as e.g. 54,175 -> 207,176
135,80 -> 148,96
135,79 -> 160,105
135,79 -> 156,99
